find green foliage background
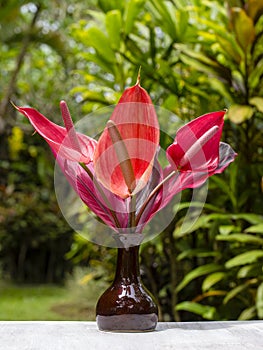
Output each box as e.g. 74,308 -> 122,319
0,0 -> 262,321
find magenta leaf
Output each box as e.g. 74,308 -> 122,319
55,154 -> 129,230
167,111 -> 225,172
17,106 -> 97,163
154,142 -> 237,216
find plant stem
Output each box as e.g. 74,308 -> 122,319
129,194 -> 136,229
107,120 -> 136,195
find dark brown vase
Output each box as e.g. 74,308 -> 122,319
96,245 -> 158,332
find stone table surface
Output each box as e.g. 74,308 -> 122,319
0,321 -> 263,350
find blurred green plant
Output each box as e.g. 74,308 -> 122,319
0,133 -> 74,282
0,1 -> 80,283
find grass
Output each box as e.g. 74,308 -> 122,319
0,282 -> 96,321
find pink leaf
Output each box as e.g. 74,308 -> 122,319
156,142 -> 237,215
167,111 -> 225,172
55,154 -> 129,230
16,106 -> 96,163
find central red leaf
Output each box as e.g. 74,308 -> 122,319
94,82 -> 160,198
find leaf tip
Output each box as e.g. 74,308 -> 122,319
136,66 -> 142,86
10,100 -> 19,110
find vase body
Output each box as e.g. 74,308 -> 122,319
96,245 -> 158,332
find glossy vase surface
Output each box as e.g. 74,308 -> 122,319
96,245 -> 158,332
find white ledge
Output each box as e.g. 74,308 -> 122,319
0,321 -> 263,350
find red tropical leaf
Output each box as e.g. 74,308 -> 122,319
16,105 -> 96,163
167,111 -> 225,173
94,80 -> 160,198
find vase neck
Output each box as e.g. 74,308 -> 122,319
114,246 -> 140,283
